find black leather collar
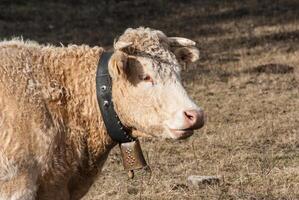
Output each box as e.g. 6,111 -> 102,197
96,51 -> 135,143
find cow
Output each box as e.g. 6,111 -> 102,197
0,27 -> 204,200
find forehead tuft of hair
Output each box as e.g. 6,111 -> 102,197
116,27 -> 179,68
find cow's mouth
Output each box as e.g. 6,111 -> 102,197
169,128 -> 194,139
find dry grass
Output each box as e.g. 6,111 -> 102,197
1,0 -> 298,199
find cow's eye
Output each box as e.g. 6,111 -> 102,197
139,74 -> 153,82
143,75 -> 152,82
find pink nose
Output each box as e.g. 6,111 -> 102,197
183,109 -> 205,129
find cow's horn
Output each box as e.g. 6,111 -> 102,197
114,41 -> 133,50
168,37 -> 196,47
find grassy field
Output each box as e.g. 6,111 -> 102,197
1,0 -> 298,199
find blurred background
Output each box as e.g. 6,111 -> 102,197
0,0 -> 298,199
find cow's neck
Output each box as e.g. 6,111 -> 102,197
44,45 -> 116,170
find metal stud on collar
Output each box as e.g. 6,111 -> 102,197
103,100 -> 109,108
100,85 -> 107,91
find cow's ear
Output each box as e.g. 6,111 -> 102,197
173,46 -> 200,64
108,51 -> 129,80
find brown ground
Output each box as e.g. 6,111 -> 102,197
1,0 -> 298,199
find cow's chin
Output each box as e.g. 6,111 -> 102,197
131,126 -> 194,140
164,128 -> 194,140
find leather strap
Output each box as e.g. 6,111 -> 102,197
96,51 -> 135,143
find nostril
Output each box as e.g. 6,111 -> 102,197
184,111 -> 194,121
183,109 -> 205,129
184,111 -> 196,122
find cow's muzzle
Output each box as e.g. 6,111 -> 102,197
169,109 -> 205,139
183,109 -> 205,130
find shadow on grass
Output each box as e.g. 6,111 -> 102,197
1,0 -> 299,48
243,63 -> 294,74
182,63 -> 294,83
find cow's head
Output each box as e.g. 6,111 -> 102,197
108,27 -> 204,140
